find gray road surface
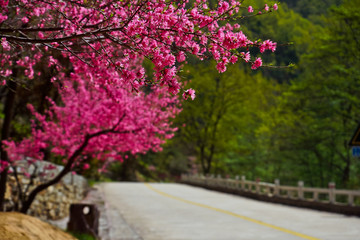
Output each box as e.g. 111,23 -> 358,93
99,182 -> 360,240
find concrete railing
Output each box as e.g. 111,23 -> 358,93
181,174 -> 360,207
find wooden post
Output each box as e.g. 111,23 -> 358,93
298,181 -> 304,200
67,203 -> 99,239
274,179 -> 280,196
328,182 -> 336,204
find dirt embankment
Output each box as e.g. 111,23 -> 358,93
0,212 -> 77,240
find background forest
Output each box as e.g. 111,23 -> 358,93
3,0 -> 360,189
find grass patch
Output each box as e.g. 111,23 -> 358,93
67,231 -> 96,240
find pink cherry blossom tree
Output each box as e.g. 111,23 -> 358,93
0,0 -> 280,210
3,58 -> 180,213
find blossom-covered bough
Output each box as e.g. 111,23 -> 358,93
0,0 -> 279,212
1,0 -> 278,91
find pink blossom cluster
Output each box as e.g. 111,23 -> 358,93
3,59 -> 180,172
259,40 -> 277,53
251,57 -> 262,70
0,160 -> 9,173
248,3 -> 278,14
182,88 -> 196,100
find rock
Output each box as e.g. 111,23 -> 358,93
4,183 -> 11,200
6,160 -> 88,221
49,209 -> 56,219
47,202 -> 53,209
48,186 -> 54,193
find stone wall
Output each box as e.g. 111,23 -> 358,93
4,160 -> 88,221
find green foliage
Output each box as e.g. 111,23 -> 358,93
144,0 -> 360,189
169,61 -> 280,175
280,0 -> 342,18
68,231 -> 96,240
250,0 -> 360,188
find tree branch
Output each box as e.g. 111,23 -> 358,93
19,113 -> 144,213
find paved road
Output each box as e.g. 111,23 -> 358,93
99,182 -> 360,240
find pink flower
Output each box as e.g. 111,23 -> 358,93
1,38 -> 11,51
273,4 -> 278,11
248,6 -> 253,13
38,32 -> 45,39
216,62 -> 226,72
192,43 -> 200,54
259,40 -> 277,53
0,0 -> 9,8
83,163 -> 90,170
0,13 -> 7,23
0,160 -> 9,173
241,51 -> 250,62
230,55 -> 238,64
183,88 -> 196,100
177,51 -> 186,62
21,16 -> 29,24
264,4 -> 269,11
251,57 -> 262,70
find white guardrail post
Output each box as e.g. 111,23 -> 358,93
348,194 -> 354,206
235,175 -> 239,189
298,181 -> 304,200
256,178 -> 260,194
313,191 -> 319,202
328,182 -> 336,204
217,174 -> 221,187
241,175 -> 246,190
274,179 -> 280,197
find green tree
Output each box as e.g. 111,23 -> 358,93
261,0 -> 360,188
174,61 -> 280,175
280,0 -> 342,18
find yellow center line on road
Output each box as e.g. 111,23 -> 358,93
145,183 -> 321,240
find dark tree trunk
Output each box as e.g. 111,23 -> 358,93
119,156 -> 137,181
199,145 -> 209,174
0,80 -> 17,211
342,157 -> 350,186
20,126 -> 121,213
